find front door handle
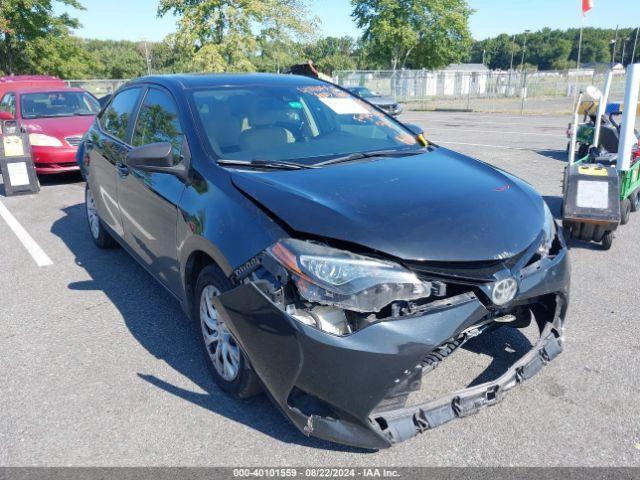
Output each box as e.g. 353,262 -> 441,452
116,162 -> 129,177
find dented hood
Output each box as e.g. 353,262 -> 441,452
231,148 -> 544,262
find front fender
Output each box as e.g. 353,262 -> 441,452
176,168 -> 287,308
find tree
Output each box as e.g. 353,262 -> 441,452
0,0 -> 84,74
157,0 -> 317,72
351,0 -> 473,71
303,36 -> 358,74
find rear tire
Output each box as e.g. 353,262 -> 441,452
194,263 -> 262,399
620,198 -> 631,225
630,190 -> 640,212
601,231 -> 613,250
85,184 -> 116,249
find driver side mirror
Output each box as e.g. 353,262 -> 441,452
126,142 -> 187,180
0,111 -> 15,121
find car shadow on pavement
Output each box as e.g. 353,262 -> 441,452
535,149 -> 568,162
38,171 -> 84,187
1,171 -> 82,196
51,202 -> 370,453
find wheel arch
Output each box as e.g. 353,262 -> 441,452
180,238 -> 234,318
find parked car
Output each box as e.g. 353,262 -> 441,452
348,86 -> 404,116
0,75 -> 66,99
0,86 -> 100,174
80,73 -> 569,449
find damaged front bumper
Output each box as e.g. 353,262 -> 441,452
213,248 -> 569,450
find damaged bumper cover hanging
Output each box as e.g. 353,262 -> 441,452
212,242 -> 569,450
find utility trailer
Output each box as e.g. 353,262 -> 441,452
562,64 -> 640,249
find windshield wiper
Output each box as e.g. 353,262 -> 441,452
217,159 -> 317,170
315,148 -> 427,167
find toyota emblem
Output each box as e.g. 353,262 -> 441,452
492,277 -> 518,305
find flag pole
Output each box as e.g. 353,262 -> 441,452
574,8 -> 585,100
577,14 -> 584,71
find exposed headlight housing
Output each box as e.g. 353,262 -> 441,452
539,202 -> 556,256
29,133 -> 63,147
267,238 -> 431,313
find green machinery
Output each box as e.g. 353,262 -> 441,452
562,64 -> 640,249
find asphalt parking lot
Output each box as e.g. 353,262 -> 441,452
1,110 -> 639,467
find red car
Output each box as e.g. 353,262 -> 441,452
0,85 -> 100,174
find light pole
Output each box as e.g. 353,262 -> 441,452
509,34 -> 516,70
519,30 -> 531,71
632,27 -> 639,63
611,25 -> 619,64
142,39 -> 152,75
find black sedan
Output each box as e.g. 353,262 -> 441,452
78,73 -> 569,449
348,86 -> 403,116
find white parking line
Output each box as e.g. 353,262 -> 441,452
424,127 -> 563,137
0,200 -> 53,267
436,141 -> 536,151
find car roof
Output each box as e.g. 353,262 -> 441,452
12,86 -> 88,95
127,73 -> 327,91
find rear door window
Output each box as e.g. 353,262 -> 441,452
100,88 -> 143,143
0,93 -> 16,116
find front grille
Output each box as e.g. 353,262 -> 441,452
65,136 -> 83,147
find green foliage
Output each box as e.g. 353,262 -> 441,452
351,0 -> 473,70
5,0 -> 637,81
80,39 -> 147,78
470,27 -> 640,71
157,0 -> 318,72
302,36 -> 358,74
0,0 -> 84,74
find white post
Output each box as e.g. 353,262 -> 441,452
617,64 -> 640,171
569,92 -> 584,164
593,70 -> 613,148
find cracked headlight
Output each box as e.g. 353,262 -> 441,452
539,202 -> 556,255
267,238 -> 430,313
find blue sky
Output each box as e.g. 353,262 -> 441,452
56,0 -> 640,42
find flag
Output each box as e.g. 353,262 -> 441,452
582,0 -> 593,14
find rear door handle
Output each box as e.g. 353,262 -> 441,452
116,162 -> 129,177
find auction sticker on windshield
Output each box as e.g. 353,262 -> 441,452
320,97 -> 370,115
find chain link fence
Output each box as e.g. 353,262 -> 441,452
334,69 -> 629,115
65,71 -> 629,115
65,79 -> 129,98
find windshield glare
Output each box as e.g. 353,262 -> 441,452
193,84 -> 419,165
20,91 -> 100,119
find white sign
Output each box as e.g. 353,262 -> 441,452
576,180 -> 608,209
320,97 -> 369,115
7,161 -> 30,187
3,136 -> 25,157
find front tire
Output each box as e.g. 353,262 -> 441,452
85,185 -> 116,249
620,198 -> 631,225
194,264 -> 261,399
601,231 -> 614,250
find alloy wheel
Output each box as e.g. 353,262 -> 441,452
200,285 -> 240,381
86,188 -> 100,240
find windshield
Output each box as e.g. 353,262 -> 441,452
193,83 -> 419,165
20,91 -> 100,119
351,87 -> 375,98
